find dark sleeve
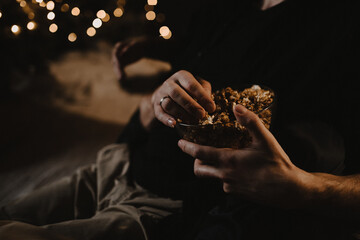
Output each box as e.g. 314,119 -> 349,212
116,109 -> 149,146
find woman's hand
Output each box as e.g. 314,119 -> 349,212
178,104 -> 309,207
151,70 -> 216,127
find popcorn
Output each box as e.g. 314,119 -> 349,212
199,85 -> 274,129
177,85 -> 275,148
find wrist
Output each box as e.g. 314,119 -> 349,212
139,94 -> 159,131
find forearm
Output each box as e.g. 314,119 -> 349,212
297,170 -> 360,219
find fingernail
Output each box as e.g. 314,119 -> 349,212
168,118 -> 176,128
234,104 -> 247,114
178,139 -> 184,148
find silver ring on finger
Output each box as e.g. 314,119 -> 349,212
159,95 -> 171,111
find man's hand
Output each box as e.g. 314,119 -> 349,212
178,104 -> 308,207
151,70 -> 216,128
112,37 -> 147,85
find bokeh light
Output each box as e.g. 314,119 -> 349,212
61,4 -> 69,12
49,23 -> 58,33
11,25 -> 21,35
86,27 -> 96,37
71,7 -> 80,16
147,0 -> 157,6
96,10 -> 106,19
113,8 -> 123,17
92,18 -> 102,28
68,32 -> 77,42
146,11 -> 156,21
27,21 -> 37,30
47,12 -> 55,20
46,1 -> 55,11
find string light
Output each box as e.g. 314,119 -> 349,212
28,12 -> 35,19
49,23 -> 58,33
102,14 -> 110,22
19,1 -> 27,8
6,0 -> 170,43
159,26 -> 170,37
92,18 -> 102,28
71,7 -> 80,16
47,11 -> 55,20
162,31 -> 172,39
86,27 -> 96,37
46,1 -> 55,11
113,8 -> 123,17
61,4 -> 69,12
0,11 -> 2,19
27,21 -> 37,30
11,25 -> 21,35
96,10 -> 106,19
147,0 -> 157,6
68,32 -> 77,42
146,11 -> 156,21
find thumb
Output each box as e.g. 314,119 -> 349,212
233,104 -> 271,144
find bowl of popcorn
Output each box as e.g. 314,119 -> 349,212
176,85 -> 275,149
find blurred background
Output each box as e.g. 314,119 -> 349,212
0,0 -> 180,205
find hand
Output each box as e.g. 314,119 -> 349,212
178,104 -> 308,207
112,37 -> 147,85
151,70 -> 216,127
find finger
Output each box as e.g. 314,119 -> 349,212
174,71 -> 215,113
159,96 -> 194,123
198,78 -> 216,113
178,139 -> 229,163
233,104 -> 276,145
154,100 -> 176,128
164,79 -> 206,119
194,159 -> 223,179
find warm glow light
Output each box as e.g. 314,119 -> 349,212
61,4 -> 69,12
146,11 -> 156,21
47,11 -> 55,20
96,10 -> 106,19
28,12 -> 35,19
86,27 -> 96,37
36,0 -> 43,3
92,18 -> 102,28
0,11 -> 2,19
49,23 -> 58,33
11,25 -> 21,35
159,26 -> 170,37
102,13 -> 110,22
68,33 -> 77,42
20,1 -> 27,7
71,7 -> 80,16
147,0 -> 157,6
46,1 -> 55,10
113,8 -> 123,17
162,30 -> 172,40
39,1 -> 46,7
27,21 -> 36,30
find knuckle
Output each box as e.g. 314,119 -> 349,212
168,88 -> 180,100
161,99 -> 172,112
176,70 -> 190,77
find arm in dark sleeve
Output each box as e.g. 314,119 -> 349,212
116,109 -> 149,146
